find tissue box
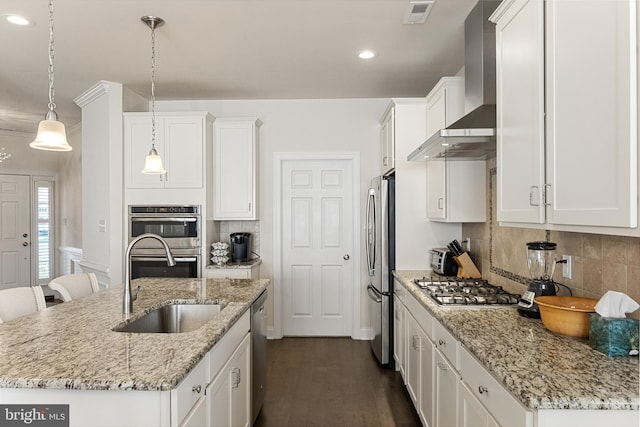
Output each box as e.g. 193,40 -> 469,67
589,314 -> 639,357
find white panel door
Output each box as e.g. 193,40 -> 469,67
282,159 -> 353,336
0,175 -> 31,289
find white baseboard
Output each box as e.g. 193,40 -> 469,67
354,327 -> 374,341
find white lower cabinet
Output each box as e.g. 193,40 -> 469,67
459,383 -> 499,427
207,333 -> 251,427
205,265 -> 260,279
171,355 -> 208,426
434,349 -> 459,427
393,284 -> 407,378
459,347 -> 533,427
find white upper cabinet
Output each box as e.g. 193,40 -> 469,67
426,77 -> 464,139
124,112 -> 213,190
492,0 -> 638,232
545,0 -> 636,228
493,0 -> 545,224
425,77 -> 486,223
380,108 -> 395,176
427,159 -> 486,223
213,118 -> 261,220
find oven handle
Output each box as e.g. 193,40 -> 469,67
131,257 -> 198,262
130,218 -> 198,222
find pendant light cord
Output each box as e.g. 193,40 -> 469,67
150,21 -> 157,150
47,0 -> 56,113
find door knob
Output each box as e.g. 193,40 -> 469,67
23,233 -> 28,238
22,242 -> 28,247
343,254 -> 350,260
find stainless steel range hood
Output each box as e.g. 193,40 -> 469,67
408,0 -> 500,161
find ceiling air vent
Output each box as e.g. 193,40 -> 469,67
403,1 -> 435,25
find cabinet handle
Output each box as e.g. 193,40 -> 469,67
438,198 -> 444,210
543,184 -> 552,206
478,385 -> 488,395
383,156 -> 388,166
438,339 -> 445,346
192,384 -> 202,394
437,362 -> 448,371
248,202 -> 251,211
529,186 -> 539,206
231,368 -> 241,388
412,335 -> 420,350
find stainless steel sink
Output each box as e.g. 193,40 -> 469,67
114,303 -> 225,333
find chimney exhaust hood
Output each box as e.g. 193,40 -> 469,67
408,0 -> 500,161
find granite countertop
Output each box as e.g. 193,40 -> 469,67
393,270 -> 639,411
0,277 -> 269,392
206,258 -> 262,269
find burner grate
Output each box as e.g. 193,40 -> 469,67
412,276 -> 519,307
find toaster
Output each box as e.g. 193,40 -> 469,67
430,248 -> 459,276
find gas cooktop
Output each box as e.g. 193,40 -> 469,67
413,276 -> 520,307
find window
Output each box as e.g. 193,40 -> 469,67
33,178 -> 54,284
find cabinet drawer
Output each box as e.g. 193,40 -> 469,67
209,310 -> 251,381
404,290 -> 433,340
206,268 -> 251,279
171,354 -> 208,426
460,347 -> 532,427
433,320 -> 459,369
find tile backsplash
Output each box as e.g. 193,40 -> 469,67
463,158 -> 640,319
214,220 -> 261,258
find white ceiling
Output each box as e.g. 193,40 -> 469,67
0,0 -> 478,135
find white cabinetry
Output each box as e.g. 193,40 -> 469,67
492,0 -> 638,232
125,112 -> 213,190
205,264 -> 260,279
207,334 -> 251,427
427,159 -> 486,222
172,356 -> 208,427
213,118 -> 261,220
398,280 -> 436,427
425,77 -> 486,223
459,382 -> 500,427
426,77 -> 464,139
393,284 -> 407,378
459,346 -> 532,427
380,107 -> 395,175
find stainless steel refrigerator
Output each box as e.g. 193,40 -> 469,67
366,174 -> 395,366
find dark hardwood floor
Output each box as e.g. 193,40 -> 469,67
253,337 -> 421,427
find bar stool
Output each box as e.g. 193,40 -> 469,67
48,272 -> 100,302
0,286 -> 47,323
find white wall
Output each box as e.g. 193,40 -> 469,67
157,98 -> 387,333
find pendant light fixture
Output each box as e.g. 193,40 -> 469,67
141,16 -> 166,174
30,0 -> 72,152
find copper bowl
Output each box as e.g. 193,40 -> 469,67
535,296 -> 598,337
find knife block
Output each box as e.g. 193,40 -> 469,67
454,253 -> 482,279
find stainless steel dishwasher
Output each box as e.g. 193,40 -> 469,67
251,290 -> 267,423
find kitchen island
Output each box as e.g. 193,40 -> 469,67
0,277 -> 269,426
394,270 -> 639,427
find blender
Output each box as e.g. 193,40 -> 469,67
517,241 -> 558,318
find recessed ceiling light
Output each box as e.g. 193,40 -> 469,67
358,50 -> 376,60
6,15 -> 31,26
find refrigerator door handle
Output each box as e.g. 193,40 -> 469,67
367,284 -> 382,303
365,189 -> 376,276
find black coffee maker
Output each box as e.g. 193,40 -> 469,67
517,241 -> 558,318
230,232 -> 251,262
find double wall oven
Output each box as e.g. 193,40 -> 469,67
128,205 -> 201,279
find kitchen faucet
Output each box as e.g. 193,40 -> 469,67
123,233 -> 176,315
